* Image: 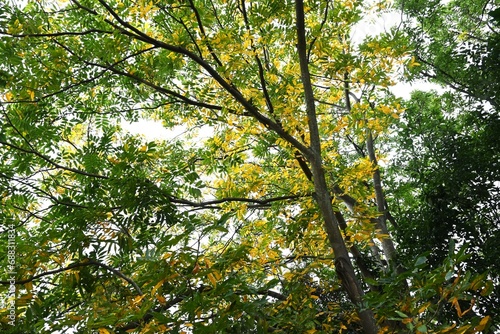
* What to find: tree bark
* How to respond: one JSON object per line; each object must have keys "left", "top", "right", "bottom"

{"left": 366, "top": 130, "right": 403, "bottom": 273}
{"left": 310, "top": 158, "right": 378, "bottom": 333}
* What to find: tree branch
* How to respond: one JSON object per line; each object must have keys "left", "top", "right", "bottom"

{"left": 0, "top": 29, "right": 112, "bottom": 38}
{"left": 0, "top": 140, "right": 107, "bottom": 179}
{"left": 241, "top": 0, "right": 276, "bottom": 116}
{"left": 117, "top": 285, "right": 285, "bottom": 332}
{"left": 187, "top": 0, "right": 223, "bottom": 67}
{"left": 170, "top": 194, "right": 308, "bottom": 208}
{"left": 307, "top": 2, "right": 329, "bottom": 61}
{"left": 88, "top": 0, "right": 311, "bottom": 156}
{"left": 0, "top": 260, "right": 142, "bottom": 295}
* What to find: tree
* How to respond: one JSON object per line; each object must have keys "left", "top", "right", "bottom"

{"left": 387, "top": 90, "right": 500, "bottom": 330}
{"left": 389, "top": 0, "right": 500, "bottom": 331}
{"left": 400, "top": 0, "right": 500, "bottom": 108}
{"left": 0, "top": 0, "right": 492, "bottom": 333}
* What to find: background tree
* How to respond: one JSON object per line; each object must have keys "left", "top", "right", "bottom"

{"left": 0, "top": 0, "right": 493, "bottom": 333}
{"left": 400, "top": 0, "right": 500, "bottom": 108}
{"left": 387, "top": 90, "right": 499, "bottom": 330}
{"left": 389, "top": 0, "right": 499, "bottom": 331}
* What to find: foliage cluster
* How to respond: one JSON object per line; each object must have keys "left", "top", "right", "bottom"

{"left": 0, "top": 0, "right": 497, "bottom": 333}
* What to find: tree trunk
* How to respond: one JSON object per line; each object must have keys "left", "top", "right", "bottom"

{"left": 366, "top": 130, "right": 403, "bottom": 273}
{"left": 295, "top": 1, "right": 378, "bottom": 332}
{"left": 310, "top": 156, "right": 379, "bottom": 334}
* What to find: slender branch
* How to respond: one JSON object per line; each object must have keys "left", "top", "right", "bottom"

{"left": 90, "top": 0, "right": 311, "bottom": 156}
{"left": 0, "top": 171, "right": 89, "bottom": 209}
{"left": 56, "top": 302, "right": 85, "bottom": 318}
{"left": 307, "top": 1, "right": 329, "bottom": 61}
{"left": 0, "top": 140, "right": 107, "bottom": 179}
{"left": 187, "top": 0, "right": 223, "bottom": 67}
{"left": 159, "top": 6, "right": 204, "bottom": 59}
{"left": 315, "top": 98, "right": 347, "bottom": 110}
{"left": 71, "top": 0, "right": 98, "bottom": 14}
{"left": 3, "top": 68, "right": 110, "bottom": 105}
{"left": 170, "top": 194, "right": 308, "bottom": 208}
{"left": 0, "top": 262, "right": 89, "bottom": 285}
{"left": 0, "top": 260, "right": 142, "bottom": 295}
{"left": 207, "top": 0, "right": 224, "bottom": 29}
{"left": 0, "top": 29, "right": 112, "bottom": 38}
{"left": 89, "top": 60, "right": 227, "bottom": 112}
{"left": 344, "top": 72, "right": 352, "bottom": 112}
{"left": 92, "top": 259, "right": 143, "bottom": 295}
{"left": 346, "top": 134, "right": 366, "bottom": 156}
{"left": 417, "top": 55, "right": 498, "bottom": 108}
{"left": 255, "top": 289, "right": 287, "bottom": 301}
{"left": 117, "top": 285, "right": 285, "bottom": 332}
{"left": 241, "top": 0, "right": 275, "bottom": 116}
{"left": 53, "top": 38, "right": 230, "bottom": 113}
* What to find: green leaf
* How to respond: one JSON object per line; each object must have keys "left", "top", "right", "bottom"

{"left": 395, "top": 310, "right": 408, "bottom": 318}
{"left": 415, "top": 256, "right": 427, "bottom": 267}
{"left": 417, "top": 324, "right": 427, "bottom": 332}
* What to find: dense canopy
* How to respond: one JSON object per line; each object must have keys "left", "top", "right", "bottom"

{"left": 0, "top": 0, "right": 498, "bottom": 333}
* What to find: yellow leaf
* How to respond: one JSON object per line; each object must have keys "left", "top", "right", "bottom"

{"left": 451, "top": 297, "right": 463, "bottom": 317}
{"left": 108, "top": 157, "right": 120, "bottom": 164}
{"left": 132, "top": 294, "right": 146, "bottom": 306}
{"left": 379, "top": 105, "right": 391, "bottom": 114}
{"left": 480, "top": 280, "right": 493, "bottom": 296}
{"left": 207, "top": 273, "right": 217, "bottom": 287}
{"left": 353, "top": 233, "right": 367, "bottom": 242}
{"left": 139, "top": 1, "right": 154, "bottom": 18}
{"left": 440, "top": 323, "right": 457, "bottom": 333}
{"left": 475, "top": 315, "right": 491, "bottom": 331}
{"left": 24, "top": 281, "right": 33, "bottom": 292}
{"left": 74, "top": 270, "right": 80, "bottom": 283}
{"left": 19, "top": 293, "right": 33, "bottom": 300}
{"left": 409, "top": 56, "right": 420, "bottom": 68}
{"left": 161, "top": 252, "right": 172, "bottom": 260}
{"left": 4, "top": 91, "right": 13, "bottom": 101}
{"left": 98, "top": 329, "right": 111, "bottom": 334}
{"left": 236, "top": 204, "right": 247, "bottom": 219}
{"left": 455, "top": 325, "right": 472, "bottom": 333}
{"left": 418, "top": 302, "right": 430, "bottom": 314}
{"left": 51, "top": 254, "right": 63, "bottom": 265}
{"left": 192, "top": 262, "right": 201, "bottom": 274}
{"left": 151, "top": 279, "right": 165, "bottom": 296}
